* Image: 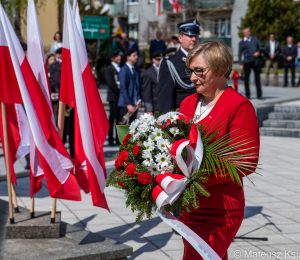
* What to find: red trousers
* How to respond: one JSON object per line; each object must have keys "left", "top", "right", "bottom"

{"left": 179, "top": 180, "right": 245, "bottom": 260}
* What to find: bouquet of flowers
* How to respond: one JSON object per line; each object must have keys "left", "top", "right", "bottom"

{"left": 106, "top": 112, "right": 258, "bottom": 223}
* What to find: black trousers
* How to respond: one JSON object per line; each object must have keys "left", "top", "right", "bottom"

{"left": 244, "top": 62, "right": 262, "bottom": 99}
{"left": 108, "top": 101, "right": 120, "bottom": 144}
{"left": 63, "top": 107, "right": 74, "bottom": 158}
{"left": 284, "top": 65, "right": 295, "bottom": 86}
{"left": 119, "top": 107, "right": 138, "bottom": 125}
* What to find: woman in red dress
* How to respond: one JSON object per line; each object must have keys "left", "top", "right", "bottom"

{"left": 178, "top": 41, "right": 260, "bottom": 260}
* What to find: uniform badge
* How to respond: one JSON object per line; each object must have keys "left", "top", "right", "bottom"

{"left": 193, "top": 19, "right": 197, "bottom": 25}
{"left": 182, "top": 57, "right": 186, "bottom": 62}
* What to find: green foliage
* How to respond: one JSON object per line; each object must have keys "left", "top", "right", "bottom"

{"left": 239, "top": 0, "right": 300, "bottom": 45}
{"left": 116, "top": 125, "right": 130, "bottom": 144}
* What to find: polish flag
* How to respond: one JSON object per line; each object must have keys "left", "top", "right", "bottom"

{"left": 0, "top": 104, "right": 30, "bottom": 184}
{"left": 0, "top": 3, "right": 81, "bottom": 201}
{"left": 156, "top": 0, "right": 162, "bottom": 16}
{"left": 169, "top": 0, "right": 183, "bottom": 13}
{"left": 60, "top": 0, "right": 109, "bottom": 209}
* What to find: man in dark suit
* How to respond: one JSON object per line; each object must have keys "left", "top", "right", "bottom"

{"left": 264, "top": 33, "right": 281, "bottom": 86}
{"left": 118, "top": 48, "right": 141, "bottom": 124}
{"left": 238, "top": 28, "right": 263, "bottom": 99}
{"left": 141, "top": 51, "right": 164, "bottom": 115}
{"left": 158, "top": 19, "right": 200, "bottom": 114}
{"left": 105, "top": 50, "right": 121, "bottom": 146}
{"left": 150, "top": 31, "right": 166, "bottom": 60}
{"left": 282, "top": 36, "right": 297, "bottom": 87}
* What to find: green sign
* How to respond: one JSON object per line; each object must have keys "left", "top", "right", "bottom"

{"left": 81, "top": 16, "right": 110, "bottom": 39}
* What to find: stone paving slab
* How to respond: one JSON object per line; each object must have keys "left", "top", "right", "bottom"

{"left": 1, "top": 136, "right": 300, "bottom": 259}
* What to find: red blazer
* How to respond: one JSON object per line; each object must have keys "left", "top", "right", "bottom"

{"left": 179, "top": 87, "right": 260, "bottom": 207}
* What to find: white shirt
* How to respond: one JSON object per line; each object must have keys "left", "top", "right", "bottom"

{"left": 57, "top": 42, "right": 62, "bottom": 49}
{"left": 270, "top": 40, "right": 275, "bottom": 55}
{"left": 194, "top": 98, "right": 214, "bottom": 122}
{"left": 297, "top": 47, "right": 300, "bottom": 57}
{"left": 243, "top": 36, "right": 252, "bottom": 42}
{"left": 126, "top": 62, "right": 135, "bottom": 74}
{"left": 180, "top": 47, "right": 188, "bottom": 56}
{"left": 288, "top": 44, "right": 293, "bottom": 48}
{"left": 111, "top": 62, "right": 120, "bottom": 72}
{"left": 153, "top": 63, "right": 159, "bottom": 71}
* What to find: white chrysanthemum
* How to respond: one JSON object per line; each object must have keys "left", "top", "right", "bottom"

{"left": 143, "top": 140, "right": 154, "bottom": 151}
{"left": 148, "top": 134, "right": 156, "bottom": 142}
{"left": 160, "top": 165, "right": 174, "bottom": 174}
{"left": 140, "top": 113, "right": 154, "bottom": 122}
{"left": 169, "top": 114, "right": 178, "bottom": 124}
{"left": 148, "top": 164, "right": 160, "bottom": 176}
{"left": 156, "top": 139, "right": 171, "bottom": 152}
{"left": 152, "top": 128, "right": 163, "bottom": 140}
{"left": 129, "top": 120, "right": 139, "bottom": 134}
{"left": 155, "top": 153, "right": 171, "bottom": 166}
{"left": 169, "top": 127, "right": 179, "bottom": 136}
{"left": 138, "top": 123, "right": 149, "bottom": 133}
{"left": 143, "top": 158, "right": 154, "bottom": 167}
{"left": 133, "top": 133, "right": 141, "bottom": 141}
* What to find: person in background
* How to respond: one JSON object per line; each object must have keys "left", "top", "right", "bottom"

{"left": 141, "top": 51, "right": 164, "bottom": 115}
{"left": 105, "top": 50, "right": 121, "bottom": 146}
{"left": 48, "top": 48, "right": 62, "bottom": 123}
{"left": 112, "top": 34, "right": 125, "bottom": 53}
{"left": 282, "top": 36, "right": 297, "bottom": 87}
{"left": 238, "top": 28, "right": 263, "bottom": 99}
{"left": 144, "top": 40, "right": 152, "bottom": 69}
{"left": 150, "top": 31, "right": 166, "bottom": 59}
{"left": 167, "top": 35, "right": 181, "bottom": 50}
{"left": 121, "top": 33, "right": 129, "bottom": 49}
{"left": 128, "top": 38, "right": 140, "bottom": 56}
{"left": 50, "top": 31, "right": 63, "bottom": 55}
{"left": 118, "top": 48, "right": 141, "bottom": 124}
{"left": 47, "top": 54, "right": 56, "bottom": 68}
{"left": 88, "top": 53, "right": 100, "bottom": 88}
{"left": 158, "top": 19, "right": 200, "bottom": 114}
{"left": 295, "top": 42, "right": 300, "bottom": 73}
{"left": 264, "top": 32, "right": 281, "bottom": 86}
{"left": 164, "top": 47, "right": 177, "bottom": 57}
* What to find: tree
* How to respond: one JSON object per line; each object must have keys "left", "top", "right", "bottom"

{"left": 239, "top": 0, "right": 300, "bottom": 46}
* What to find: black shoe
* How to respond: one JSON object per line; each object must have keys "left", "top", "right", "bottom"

{"left": 257, "top": 96, "right": 265, "bottom": 100}
{"left": 24, "top": 165, "right": 30, "bottom": 170}
{"left": 292, "top": 83, "right": 296, "bottom": 87}
{"left": 109, "top": 141, "right": 114, "bottom": 146}
{"left": 283, "top": 84, "right": 287, "bottom": 87}
{"left": 246, "top": 96, "right": 251, "bottom": 99}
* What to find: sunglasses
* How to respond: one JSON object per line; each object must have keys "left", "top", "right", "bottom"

{"left": 185, "top": 67, "right": 209, "bottom": 78}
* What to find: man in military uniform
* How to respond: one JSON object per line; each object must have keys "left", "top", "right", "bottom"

{"left": 158, "top": 19, "right": 200, "bottom": 114}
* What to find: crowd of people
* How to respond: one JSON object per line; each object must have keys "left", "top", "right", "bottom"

{"left": 238, "top": 28, "right": 300, "bottom": 99}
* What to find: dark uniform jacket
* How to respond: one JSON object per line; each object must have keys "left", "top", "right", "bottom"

{"left": 158, "top": 48, "right": 196, "bottom": 114}
{"left": 105, "top": 63, "right": 120, "bottom": 102}
{"left": 141, "top": 65, "right": 158, "bottom": 113}
{"left": 282, "top": 44, "right": 297, "bottom": 66}
{"left": 264, "top": 40, "right": 281, "bottom": 60}
{"left": 48, "top": 61, "right": 61, "bottom": 94}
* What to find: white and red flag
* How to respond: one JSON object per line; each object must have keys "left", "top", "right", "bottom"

{"left": 169, "top": 0, "right": 183, "bottom": 13}
{"left": 0, "top": 2, "right": 81, "bottom": 201}
{"left": 156, "top": 0, "right": 162, "bottom": 16}
{"left": 60, "top": 0, "right": 109, "bottom": 210}
{"left": 0, "top": 104, "right": 30, "bottom": 184}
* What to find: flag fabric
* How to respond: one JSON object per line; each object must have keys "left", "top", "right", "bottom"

{"left": 169, "top": 0, "right": 183, "bottom": 13}
{"left": 0, "top": 104, "right": 30, "bottom": 184}
{"left": 0, "top": 2, "right": 81, "bottom": 201}
{"left": 60, "top": 0, "right": 109, "bottom": 210}
{"left": 156, "top": 0, "right": 162, "bottom": 16}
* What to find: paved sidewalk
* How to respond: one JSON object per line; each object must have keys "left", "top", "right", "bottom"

{"left": 1, "top": 136, "right": 300, "bottom": 259}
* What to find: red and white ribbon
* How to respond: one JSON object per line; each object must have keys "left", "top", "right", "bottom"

{"left": 153, "top": 112, "right": 221, "bottom": 260}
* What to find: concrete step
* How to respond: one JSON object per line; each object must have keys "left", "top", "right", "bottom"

{"left": 260, "top": 127, "right": 300, "bottom": 138}
{"left": 262, "top": 119, "right": 300, "bottom": 129}
{"left": 274, "top": 105, "right": 300, "bottom": 113}
{"left": 268, "top": 112, "right": 300, "bottom": 120}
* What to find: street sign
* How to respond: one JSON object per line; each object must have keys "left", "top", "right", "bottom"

{"left": 81, "top": 16, "right": 110, "bottom": 39}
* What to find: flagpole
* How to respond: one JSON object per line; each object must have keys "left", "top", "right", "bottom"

{"left": 51, "top": 0, "right": 78, "bottom": 224}
{"left": 11, "top": 183, "right": 19, "bottom": 212}
{"left": 30, "top": 194, "right": 34, "bottom": 218}
{"left": 1, "top": 102, "right": 15, "bottom": 224}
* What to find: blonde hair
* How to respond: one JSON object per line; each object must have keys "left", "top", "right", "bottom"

{"left": 186, "top": 40, "right": 233, "bottom": 79}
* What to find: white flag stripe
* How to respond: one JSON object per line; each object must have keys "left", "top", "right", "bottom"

{"left": 74, "top": 3, "right": 86, "bottom": 49}
{"left": 65, "top": 0, "right": 106, "bottom": 191}
{"left": 14, "top": 104, "right": 30, "bottom": 159}
{"left": 0, "top": 4, "right": 72, "bottom": 184}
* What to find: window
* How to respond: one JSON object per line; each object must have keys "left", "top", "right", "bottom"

{"left": 127, "top": 0, "right": 139, "bottom": 4}
{"left": 211, "top": 18, "right": 231, "bottom": 38}
{"left": 129, "top": 24, "right": 138, "bottom": 39}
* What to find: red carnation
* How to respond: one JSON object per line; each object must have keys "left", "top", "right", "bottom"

{"left": 118, "top": 150, "right": 128, "bottom": 164}
{"left": 126, "top": 162, "right": 136, "bottom": 177}
{"left": 123, "top": 134, "right": 132, "bottom": 147}
{"left": 138, "top": 172, "right": 152, "bottom": 185}
{"left": 118, "top": 172, "right": 122, "bottom": 176}
{"left": 115, "top": 159, "right": 122, "bottom": 171}
{"left": 133, "top": 144, "right": 140, "bottom": 156}
{"left": 117, "top": 181, "right": 125, "bottom": 187}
